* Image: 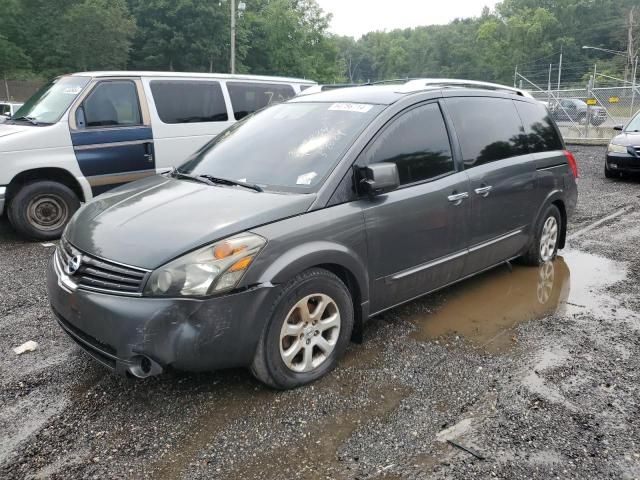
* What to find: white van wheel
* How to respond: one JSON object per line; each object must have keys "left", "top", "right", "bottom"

{"left": 8, "top": 181, "right": 80, "bottom": 240}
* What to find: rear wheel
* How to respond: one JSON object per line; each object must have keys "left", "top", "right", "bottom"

{"left": 251, "top": 268, "right": 354, "bottom": 389}
{"left": 7, "top": 181, "right": 80, "bottom": 240}
{"left": 521, "top": 205, "right": 562, "bottom": 266}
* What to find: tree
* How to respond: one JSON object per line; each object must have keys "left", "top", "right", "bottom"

{"left": 62, "top": 0, "right": 136, "bottom": 72}
{"left": 0, "top": 35, "right": 31, "bottom": 99}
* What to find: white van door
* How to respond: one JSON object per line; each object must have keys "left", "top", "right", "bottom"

{"left": 142, "top": 78, "right": 234, "bottom": 170}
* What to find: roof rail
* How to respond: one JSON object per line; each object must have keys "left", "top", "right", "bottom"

{"left": 399, "top": 78, "right": 533, "bottom": 98}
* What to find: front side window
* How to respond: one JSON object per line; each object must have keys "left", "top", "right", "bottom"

{"left": 0, "top": 104, "right": 10, "bottom": 115}
{"left": 150, "top": 81, "right": 228, "bottom": 124}
{"left": 12, "top": 76, "right": 90, "bottom": 125}
{"left": 82, "top": 81, "right": 141, "bottom": 128}
{"left": 227, "top": 82, "right": 296, "bottom": 120}
{"left": 363, "top": 103, "right": 454, "bottom": 185}
{"left": 180, "top": 102, "right": 383, "bottom": 193}
{"left": 514, "top": 101, "right": 563, "bottom": 153}
{"left": 446, "top": 97, "right": 524, "bottom": 168}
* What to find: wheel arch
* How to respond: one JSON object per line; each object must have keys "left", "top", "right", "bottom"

{"left": 529, "top": 190, "right": 567, "bottom": 250}
{"left": 6, "top": 167, "right": 85, "bottom": 204}
{"left": 254, "top": 242, "right": 370, "bottom": 343}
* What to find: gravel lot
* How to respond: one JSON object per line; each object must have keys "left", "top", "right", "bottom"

{"left": 1, "top": 145, "right": 640, "bottom": 479}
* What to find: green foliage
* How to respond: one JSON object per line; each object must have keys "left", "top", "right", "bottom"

{"left": 0, "top": 0, "right": 638, "bottom": 86}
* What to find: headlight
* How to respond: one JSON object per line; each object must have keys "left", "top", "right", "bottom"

{"left": 608, "top": 143, "right": 628, "bottom": 154}
{"left": 144, "top": 233, "right": 266, "bottom": 297}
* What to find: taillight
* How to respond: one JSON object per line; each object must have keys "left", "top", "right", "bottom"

{"left": 564, "top": 150, "right": 578, "bottom": 178}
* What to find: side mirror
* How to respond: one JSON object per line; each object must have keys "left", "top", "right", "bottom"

{"left": 613, "top": 125, "right": 624, "bottom": 131}
{"left": 359, "top": 162, "right": 400, "bottom": 197}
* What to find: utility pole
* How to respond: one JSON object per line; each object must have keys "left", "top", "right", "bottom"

{"left": 230, "top": 0, "right": 236, "bottom": 74}
{"left": 557, "top": 46, "right": 563, "bottom": 97}
{"left": 547, "top": 64, "right": 552, "bottom": 104}
{"left": 513, "top": 64, "right": 518, "bottom": 88}
{"left": 627, "top": 7, "right": 636, "bottom": 84}
{"left": 631, "top": 55, "right": 638, "bottom": 116}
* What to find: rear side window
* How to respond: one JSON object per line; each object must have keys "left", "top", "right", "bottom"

{"left": 364, "top": 103, "right": 454, "bottom": 185}
{"left": 446, "top": 97, "right": 524, "bottom": 168}
{"left": 514, "top": 101, "right": 563, "bottom": 152}
{"left": 0, "top": 104, "right": 10, "bottom": 115}
{"left": 83, "top": 81, "right": 141, "bottom": 128}
{"left": 227, "top": 82, "right": 295, "bottom": 120}
{"left": 150, "top": 81, "right": 228, "bottom": 124}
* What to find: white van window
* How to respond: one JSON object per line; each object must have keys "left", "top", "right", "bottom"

{"left": 150, "top": 81, "right": 228, "bottom": 124}
{"left": 83, "top": 81, "right": 141, "bottom": 128}
{"left": 227, "top": 82, "right": 295, "bottom": 120}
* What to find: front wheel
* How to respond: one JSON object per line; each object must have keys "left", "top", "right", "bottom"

{"left": 604, "top": 164, "right": 617, "bottom": 179}
{"left": 7, "top": 181, "right": 80, "bottom": 240}
{"left": 251, "top": 268, "right": 354, "bottom": 389}
{"left": 520, "top": 205, "right": 562, "bottom": 266}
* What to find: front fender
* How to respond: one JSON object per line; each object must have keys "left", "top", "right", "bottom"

{"left": 255, "top": 240, "right": 369, "bottom": 305}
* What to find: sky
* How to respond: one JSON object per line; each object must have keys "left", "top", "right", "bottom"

{"left": 316, "top": 0, "right": 500, "bottom": 39}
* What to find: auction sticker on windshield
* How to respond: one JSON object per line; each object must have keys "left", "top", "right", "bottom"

{"left": 329, "top": 103, "right": 374, "bottom": 113}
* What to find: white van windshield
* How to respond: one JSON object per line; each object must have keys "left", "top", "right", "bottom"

{"left": 12, "top": 76, "right": 90, "bottom": 125}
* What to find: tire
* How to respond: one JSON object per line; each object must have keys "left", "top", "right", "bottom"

{"left": 604, "top": 164, "right": 617, "bottom": 179}
{"left": 7, "top": 181, "right": 80, "bottom": 241}
{"left": 520, "top": 205, "right": 562, "bottom": 266}
{"left": 251, "top": 268, "right": 354, "bottom": 389}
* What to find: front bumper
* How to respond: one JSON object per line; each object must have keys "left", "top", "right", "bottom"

{"left": 0, "top": 186, "right": 6, "bottom": 216}
{"left": 606, "top": 152, "right": 640, "bottom": 173}
{"left": 47, "top": 253, "right": 277, "bottom": 377}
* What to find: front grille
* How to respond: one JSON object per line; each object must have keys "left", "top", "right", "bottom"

{"left": 57, "top": 237, "right": 150, "bottom": 296}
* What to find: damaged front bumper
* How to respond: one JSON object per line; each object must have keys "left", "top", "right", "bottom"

{"left": 46, "top": 255, "right": 276, "bottom": 377}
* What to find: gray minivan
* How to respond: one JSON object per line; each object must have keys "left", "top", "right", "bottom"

{"left": 47, "top": 82, "right": 578, "bottom": 389}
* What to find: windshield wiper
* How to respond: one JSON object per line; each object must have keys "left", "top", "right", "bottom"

{"left": 169, "top": 169, "right": 217, "bottom": 186}
{"left": 11, "top": 116, "right": 40, "bottom": 125}
{"left": 198, "top": 174, "right": 263, "bottom": 193}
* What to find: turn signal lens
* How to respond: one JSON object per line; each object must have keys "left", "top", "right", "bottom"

{"left": 229, "top": 256, "right": 253, "bottom": 272}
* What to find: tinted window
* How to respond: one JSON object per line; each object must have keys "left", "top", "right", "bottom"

{"left": 180, "top": 102, "right": 383, "bottom": 193}
{"left": 150, "top": 81, "right": 228, "bottom": 124}
{"left": 364, "top": 103, "right": 454, "bottom": 185}
{"left": 83, "top": 81, "right": 141, "bottom": 128}
{"left": 227, "top": 82, "right": 295, "bottom": 120}
{"left": 446, "top": 97, "right": 524, "bottom": 168}
{"left": 514, "top": 101, "right": 563, "bottom": 152}
{"left": 0, "top": 104, "right": 10, "bottom": 115}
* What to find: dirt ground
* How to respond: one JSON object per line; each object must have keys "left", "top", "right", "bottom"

{"left": 1, "top": 145, "right": 639, "bottom": 479}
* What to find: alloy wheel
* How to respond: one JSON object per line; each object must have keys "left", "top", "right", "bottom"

{"left": 279, "top": 293, "right": 341, "bottom": 373}
{"left": 539, "top": 216, "right": 558, "bottom": 262}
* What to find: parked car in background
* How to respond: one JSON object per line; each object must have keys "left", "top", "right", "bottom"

{"left": 47, "top": 81, "right": 577, "bottom": 389}
{"left": 0, "top": 72, "right": 315, "bottom": 240}
{"left": 0, "top": 102, "right": 23, "bottom": 123}
{"left": 605, "top": 112, "right": 640, "bottom": 178}
{"left": 549, "top": 98, "right": 606, "bottom": 126}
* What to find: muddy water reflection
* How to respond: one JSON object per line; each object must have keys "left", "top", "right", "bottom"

{"left": 411, "top": 251, "right": 626, "bottom": 353}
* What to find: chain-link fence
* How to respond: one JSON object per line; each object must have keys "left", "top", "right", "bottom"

{"left": 517, "top": 69, "right": 639, "bottom": 142}
{"left": 1, "top": 79, "right": 45, "bottom": 102}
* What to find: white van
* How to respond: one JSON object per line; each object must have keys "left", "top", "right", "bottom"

{"left": 0, "top": 72, "right": 316, "bottom": 239}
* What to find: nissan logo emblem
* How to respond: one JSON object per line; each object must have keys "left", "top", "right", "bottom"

{"left": 65, "top": 255, "right": 83, "bottom": 276}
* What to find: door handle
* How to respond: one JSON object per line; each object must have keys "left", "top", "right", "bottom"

{"left": 474, "top": 185, "right": 493, "bottom": 197}
{"left": 447, "top": 191, "right": 469, "bottom": 206}
{"left": 143, "top": 142, "right": 154, "bottom": 163}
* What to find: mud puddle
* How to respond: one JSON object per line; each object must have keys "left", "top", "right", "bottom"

{"left": 224, "top": 384, "right": 411, "bottom": 480}
{"left": 410, "top": 250, "right": 627, "bottom": 353}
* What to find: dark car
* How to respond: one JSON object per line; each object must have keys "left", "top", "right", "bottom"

{"left": 47, "top": 82, "right": 578, "bottom": 389}
{"left": 605, "top": 112, "right": 640, "bottom": 178}
{"left": 550, "top": 98, "right": 607, "bottom": 126}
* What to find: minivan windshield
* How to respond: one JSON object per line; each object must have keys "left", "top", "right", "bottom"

{"left": 11, "top": 76, "right": 90, "bottom": 125}
{"left": 179, "top": 102, "right": 383, "bottom": 192}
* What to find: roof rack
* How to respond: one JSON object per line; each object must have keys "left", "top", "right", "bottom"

{"left": 398, "top": 78, "right": 533, "bottom": 98}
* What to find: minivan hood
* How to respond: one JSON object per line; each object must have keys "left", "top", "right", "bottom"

{"left": 65, "top": 175, "right": 316, "bottom": 269}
